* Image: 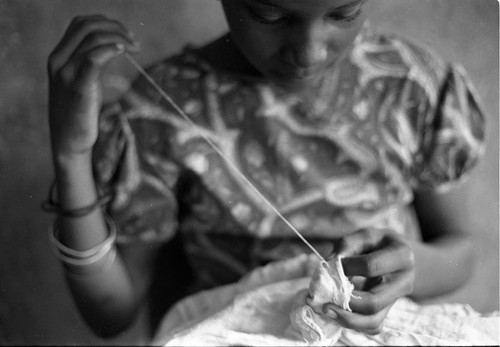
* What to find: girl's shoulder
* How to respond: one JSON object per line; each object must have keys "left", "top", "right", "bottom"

{"left": 353, "top": 25, "right": 487, "bottom": 193}
{"left": 352, "top": 23, "right": 449, "bottom": 94}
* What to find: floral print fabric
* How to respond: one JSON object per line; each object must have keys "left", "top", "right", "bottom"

{"left": 93, "top": 26, "right": 486, "bottom": 291}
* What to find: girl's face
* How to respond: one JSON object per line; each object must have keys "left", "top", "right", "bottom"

{"left": 221, "top": 0, "right": 369, "bottom": 91}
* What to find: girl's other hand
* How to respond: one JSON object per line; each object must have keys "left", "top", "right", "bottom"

{"left": 47, "top": 14, "right": 140, "bottom": 165}
{"left": 324, "top": 228, "right": 415, "bottom": 335}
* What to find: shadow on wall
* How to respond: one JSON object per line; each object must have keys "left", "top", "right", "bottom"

{"left": 0, "top": 0, "right": 498, "bottom": 345}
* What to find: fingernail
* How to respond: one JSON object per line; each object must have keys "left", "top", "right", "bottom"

{"left": 305, "top": 296, "right": 314, "bottom": 306}
{"left": 323, "top": 305, "right": 338, "bottom": 319}
{"left": 129, "top": 40, "right": 141, "bottom": 50}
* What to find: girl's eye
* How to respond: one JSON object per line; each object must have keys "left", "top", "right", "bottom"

{"left": 248, "top": 7, "right": 287, "bottom": 25}
{"left": 329, "top": 8, "right": 363, "bottom": 23}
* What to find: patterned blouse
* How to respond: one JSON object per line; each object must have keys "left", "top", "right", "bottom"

{"left": 93, "top": 25, "right": 486, "bottom": 293}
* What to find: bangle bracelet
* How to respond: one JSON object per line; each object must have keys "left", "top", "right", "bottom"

{"left": 41, "top": 181, "right": 112, "bottom": 218}
{"left": 63, "top": 246, "right": 117, "bottom": 278}
{"left": 48, "top": 213, "right": 117, "bottom": 267}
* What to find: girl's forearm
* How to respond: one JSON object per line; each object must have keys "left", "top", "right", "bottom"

{"left": 54, "top": 153, "right": 108, "bottom": 250}
{"left": 52, "top": 154, "right": 139, "bottom": 337}
{"left": 409, "top": 234, "right": 474, "bottom": 300}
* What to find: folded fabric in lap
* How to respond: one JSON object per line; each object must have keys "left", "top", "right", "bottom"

{"left": 153, "top": 254, "right": 499, "bottom": 346}
{"left": 288, "top": 257, "right": 354, "bottom": 343}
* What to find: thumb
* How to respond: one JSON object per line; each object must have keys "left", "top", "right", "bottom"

{"left": 75, "top": 43, "right": 128, "bottom": 88}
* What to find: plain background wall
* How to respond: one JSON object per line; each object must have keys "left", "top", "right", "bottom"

{"left": 0, "top": 0, "right": 498, "bottom": 345}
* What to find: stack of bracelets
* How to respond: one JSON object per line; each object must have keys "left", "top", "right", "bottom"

{"left": 42, "top": 182, "right": 116, "bottom": 277}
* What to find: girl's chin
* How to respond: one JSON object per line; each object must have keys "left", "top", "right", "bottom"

{"left": 271, "top": 76, "right": 324, "bottom": 92}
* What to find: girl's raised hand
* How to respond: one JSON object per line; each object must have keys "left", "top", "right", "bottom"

{"left": 324, "top": 228, "right": 416, "bottom": 334}
{"left": 47, "top": 15, "right": 140, "bottom": 164}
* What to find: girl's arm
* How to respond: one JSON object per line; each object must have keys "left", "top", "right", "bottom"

{"left": 54, "top": 154, "right": 143, "bottom": 337}
{"left": 48, "top": 15, "right": 153, "bottom": 337}
{"left": 411, "top": 184, "right": 475, "bottom": 299}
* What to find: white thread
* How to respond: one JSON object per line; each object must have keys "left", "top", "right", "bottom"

{"left": 124, "top": 53, "right": 326, "bottom": 263}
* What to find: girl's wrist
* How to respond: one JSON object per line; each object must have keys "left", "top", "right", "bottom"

{"left": 52, "top": 151, "right": 97, "bottom": 206}
{"left": 53, "top": 150, "right": 93, "bottom": 176}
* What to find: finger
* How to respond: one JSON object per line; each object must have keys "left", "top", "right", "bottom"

{"left": 59, "top": 15, "right": 133, "bottom": 54}
{"left": 341, "top": 239, "right": 414, "bottom": 277}
{"left": 60, "top": 43, "right": 126, "bottom": 92}
{"left": 49, "top": 16, "right": 134, "bottom": 74}
{"left": 362, "top": 327, "right": 384, "bottom": 336}
{"left": 69, "top": 31, "right": 140, "bottom": 63}
{"left": 323, "top": 303, "right": 390, "bottom": 332}
{"left": 348, "top": 271, "right": 414, "bottom": 315}
{"left": 349, "top": 275, "right": 368, "bottom": 291}
{"left": 362, "top": 275, "right": 384, "bottom": 291}
{"left": 52, "top": 14, "right": 107, "bottom": 52}
{"left": 50, "top": 15, "right": 106, "bottom": 73}
{"left": 332, "top": 228, "right": 386, "bottom": 258}
{"left": 65, "top": 14, "right": 109, "bottom": 34}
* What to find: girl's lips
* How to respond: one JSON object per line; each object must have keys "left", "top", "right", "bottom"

{"left": 272, "top": 68, "right": 323, "bottom": 84}
{"left": 273, "top": 56, "right": 341, "bottom": 82}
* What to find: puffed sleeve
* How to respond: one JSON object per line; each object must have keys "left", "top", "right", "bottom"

{"left": 92, "top": 62, "right": 182, "bottom": 244}
{"left": 412, "top": 64, "right": 487, "bottom": 193}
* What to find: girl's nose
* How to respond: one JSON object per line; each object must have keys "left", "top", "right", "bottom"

{"left": 283, "top": 23, "right": 328, "bottom": 68}
{"left": 293, "top": 42, "right": 328, "bottom": 68}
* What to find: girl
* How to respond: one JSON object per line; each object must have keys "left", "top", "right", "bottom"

{"left": 46, "top": 0, "right": 486, "bottom": 340}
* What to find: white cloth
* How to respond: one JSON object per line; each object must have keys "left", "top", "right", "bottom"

{"left": 288, "top": 256, "right": 355, "bottom": 343}
{"left": 153, "top": 254, "right": 499, "bottom": 346}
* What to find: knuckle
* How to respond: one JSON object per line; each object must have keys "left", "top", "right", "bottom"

{"left": 73, "top": 19, "right": 102, "bottom": 38}
{"left": 82, "top": 54, "right": 98, "bottom": 68}
{"left": 336, "top": 316, "right": 357, "bottom": 330}
{"left": 393, "top": 238, "right": 415, "bottom": 267}
{"left": 397, "top": 242, "right": 416, "bottom": 270}
{"left": 403, "top": 274, "right": 415, "bottom": 295}
{"left": 364, "top": 256, "right": 379, "bottom": 277}
{"left": 109, "top": 18, "right": 125, "bottom": 28}
{"left": 86, "top": 32, "right": 104, "bottom": 45}
{"left": 406, "top": 248, "right": 416, "bottom": 269}
{"left": 405, "top": 280, "right": 414, "bottom": 295}
{"left": 73, "top": 14, "right": 104, "bottom": 24}
{"left": 71, "top": 16, "right": 85, "bottom": 25}
{"left": 47, "top": 56, "right": 57, "bottom": 75}
{"left": 57, "top": 65, "right": 74, "bottom": 83}
{"left": 364, "top": 319, "right": 382, "bottom": 332}
{"left": 367, "top": 324, "right": 383, "bottom": 335}
{"left": 363, "top": 296, "right": 382, "bottom": 315}
{"left": 48, "top": 51, "right": 57, "bottom": 64}
{"left": 71, "top": 15, "right": 91, "bottom": 28}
